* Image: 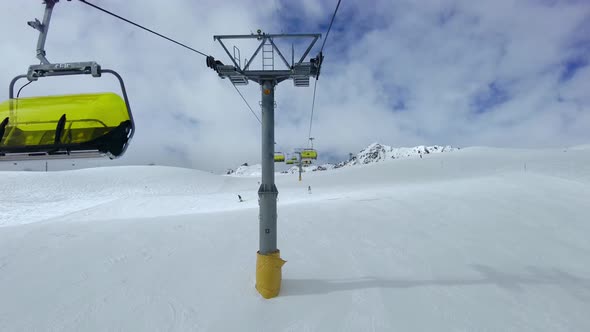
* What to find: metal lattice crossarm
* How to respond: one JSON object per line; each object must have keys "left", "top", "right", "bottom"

{"left": 206, "top": 32, "right": 322, "bottom": 86}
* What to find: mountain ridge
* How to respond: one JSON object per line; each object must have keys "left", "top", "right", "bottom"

{"left": 228, "top": 143, "right": 458, "bottom": 176}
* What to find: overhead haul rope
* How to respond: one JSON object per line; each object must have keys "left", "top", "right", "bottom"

{"left": 77, "top": 0, "right": 209, "bottom": 57}
{"left": 77, "top": 0, "right": 262, "bottom": 124}
{"left": 307, "top": 0, "right": 342, "bottom": 143}
{"left": 232, "top": 83, "right": 262, "bottom": 124}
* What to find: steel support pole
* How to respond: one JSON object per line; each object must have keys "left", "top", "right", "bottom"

{"left": 36, "top": 3, "right": 55, "bottom": 65}
{"left": 298, "top": 153, "right": 302, "bottom": 181}
{"left": 258, "top": 80, "right": 278, "bottom": 254}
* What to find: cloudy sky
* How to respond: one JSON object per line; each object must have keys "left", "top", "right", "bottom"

{"left": 1, "top": 0, "right": 589, "bottom": 172}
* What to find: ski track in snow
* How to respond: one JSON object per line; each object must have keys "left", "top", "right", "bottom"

{"left": 1, "top": 147, "right": 590, "bottom": 331}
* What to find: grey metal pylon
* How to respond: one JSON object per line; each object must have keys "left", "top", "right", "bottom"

{"left": 207, "top": 30, "right": 322, "bottom": 298}
{"left": 258, "top": 80, "right": 278, "bottom": 254}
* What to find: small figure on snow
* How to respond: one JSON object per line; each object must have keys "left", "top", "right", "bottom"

{"left": 308, "top": 186, "right": 312, "bottom": 194}
{"left": 238, "top": 194, "right": 243, "bottom": 202}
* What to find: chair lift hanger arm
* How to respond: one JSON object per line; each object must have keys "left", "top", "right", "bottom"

{"left": 28, "top": 0, "right": 62, "bottom": 65}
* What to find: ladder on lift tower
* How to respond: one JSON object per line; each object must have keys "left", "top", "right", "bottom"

{"left": 262, "top": 40, "right": 274, "bottom": 70}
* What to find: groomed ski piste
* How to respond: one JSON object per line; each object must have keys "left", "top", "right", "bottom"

{"left": 1, "top": 146, "right": 590, "bottom": 331}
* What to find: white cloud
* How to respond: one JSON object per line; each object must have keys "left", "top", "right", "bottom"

{"left": 1, "top": 0, "right": 589, "bottom": 171}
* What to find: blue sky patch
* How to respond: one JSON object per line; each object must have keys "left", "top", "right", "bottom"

{"left": 471, "top": 81, "right": 511, "bottom": 114}
{"left": 392, "top": 100, "right": 406, "bottom": 111}
{"left": 437, "top": 6, "right": 458, "bottom": 26}
{"left": 560, "top": 57, "right": 588, "bottom": 82}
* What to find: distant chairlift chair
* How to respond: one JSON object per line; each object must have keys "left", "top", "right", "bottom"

{"left": 274, "top": 152, "right": 285, "bottom": 163}
{"left": 301, "top": 149, "right": 317, "bottom": 160}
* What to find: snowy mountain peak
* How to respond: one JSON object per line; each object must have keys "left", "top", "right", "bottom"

{"left": 350, "top": 143, "right": 456, "bottom": 166}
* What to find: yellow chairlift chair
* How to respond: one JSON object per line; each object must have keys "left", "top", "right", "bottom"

{"left": 274, "top": 152, "right": 285, "bottom": 162}
{"left": 0, "top": 69, "right": 134, "bottom": 160}
{"left": 0, "top": 1, "right": 134, "bottom": 161}
{"left": 300, "top": 148, "right": 318, "bottom": 160}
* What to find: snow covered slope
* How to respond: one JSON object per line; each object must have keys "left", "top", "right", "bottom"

{"left": 1, "top": 147, "right": 590, "bottom": 331}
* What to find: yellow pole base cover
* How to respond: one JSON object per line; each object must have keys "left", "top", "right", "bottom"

{"left": 256, "top": 250, "right": 286, "bottom": 299}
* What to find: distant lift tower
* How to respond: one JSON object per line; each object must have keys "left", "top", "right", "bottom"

{"left": 207, "top": 30, "right": 323, "bottom": 299}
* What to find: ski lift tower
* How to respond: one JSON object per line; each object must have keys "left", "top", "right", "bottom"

{"left": 207, "top": 30, "right": 323, "bottom": 299}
